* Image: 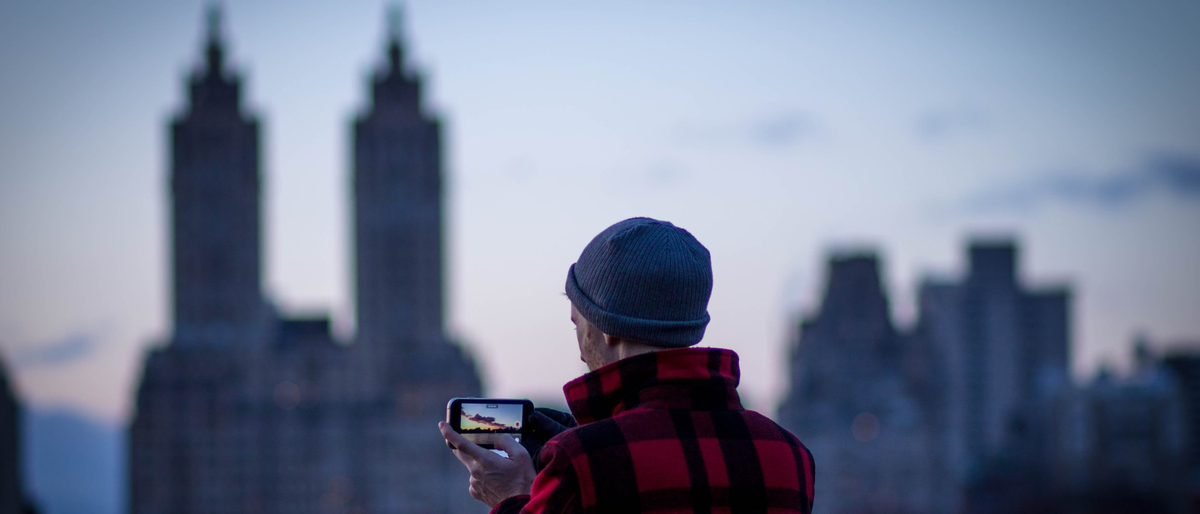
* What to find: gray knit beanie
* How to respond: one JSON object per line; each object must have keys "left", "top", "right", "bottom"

{"left": 565, "top": 217, "right": 713, "bottom": 347}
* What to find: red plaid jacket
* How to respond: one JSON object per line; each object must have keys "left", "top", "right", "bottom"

{"left": 493, "top": 347, "right": 815, "bottom": 514}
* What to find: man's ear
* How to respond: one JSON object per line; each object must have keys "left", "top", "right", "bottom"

{"left": 602, "top": 333, "right": 620, "bottom": 347}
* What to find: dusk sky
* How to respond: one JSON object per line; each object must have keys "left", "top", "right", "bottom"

{"left": 1, "top": 1, "right": 1198, "bottom": 425}
{"left": 460, "top": 403, "right": 522, "bottom": 432}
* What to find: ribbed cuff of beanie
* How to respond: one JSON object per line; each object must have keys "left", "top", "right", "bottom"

{"left": 567, "top": 263, "right": 709, "bottom": 348}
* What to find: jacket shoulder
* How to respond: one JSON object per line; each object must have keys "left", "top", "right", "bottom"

{"left": 545, "top": 415, "right": 625, "bottom": 457}
{"left": 742, "top": 409, "right": 808, "bottom": 443}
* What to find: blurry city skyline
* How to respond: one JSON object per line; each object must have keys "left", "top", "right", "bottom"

{"left": 2, "top": 0, "right": 1200, "bottom": 430}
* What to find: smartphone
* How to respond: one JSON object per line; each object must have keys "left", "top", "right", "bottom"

{"left": 445, "top": 398, "right": 534, "bottom": 450}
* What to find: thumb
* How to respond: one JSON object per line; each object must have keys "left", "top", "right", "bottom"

{"left": 439, "top": 421, "right": 492, "bottom": 462}
{"left": 495, "top": 434, "right": 532, "bottom": 464}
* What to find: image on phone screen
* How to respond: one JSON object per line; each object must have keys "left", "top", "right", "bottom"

{"left": 459, "top": 402, "right": 523, "bottom": 445}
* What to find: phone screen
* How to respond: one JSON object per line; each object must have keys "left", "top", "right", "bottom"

{"left": 447, "top": 398, "right": 532, "bottom": 449}
{"left": 459, "top": 402, "right": 523, "bottom": 444}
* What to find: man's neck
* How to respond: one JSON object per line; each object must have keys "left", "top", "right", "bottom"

{"left": 611, "top": 339, "right": 661, "bottom": 364}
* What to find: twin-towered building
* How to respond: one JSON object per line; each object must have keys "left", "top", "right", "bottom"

{"left": 130, "top": 8, "right": 481, "bottom": 514}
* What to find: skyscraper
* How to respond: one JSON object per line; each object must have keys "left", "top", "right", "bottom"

{"left": 1048, "top": 360, "right": 1187, "bottom": 512}
{"left": 0, "top": 356, "right": 38, "bottom": 514}
{"left": 169, "top": 6, "right": 267, "bottom": 350}
{"left": 917, "top": 240, "right": 1070, "bottom": 493}
{"left": 1161, "top": 350, "right": 1200, "bottom": 478}
{"left": 778, "top": 239, "right": 1073, "bottom": 513}
{"left": 354, "top": 9, "right": 445, "bottom": 354}
{"left": 130, "top": 7, "right": 481, "bottom": 513}
{"left": 778, "top": 253, "right": 948, "bottom": 514}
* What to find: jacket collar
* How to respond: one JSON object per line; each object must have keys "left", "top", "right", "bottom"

{"left": 562, "top": 347, "right": 743, "bottom": 425}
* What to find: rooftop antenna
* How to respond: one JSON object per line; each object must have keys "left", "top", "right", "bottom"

{"left": 207, "top": 3, "right": 222, "bottom": 42}
{"left": 386, "top": 4, "right": 404, "bottom": 72}
{"left": 388, "top": 4, "right": 403, "bottom": 42}
{"left": 204, "top": 2, "right": 225, "bottom": 72}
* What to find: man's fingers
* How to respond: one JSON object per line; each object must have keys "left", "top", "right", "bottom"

{"left": 438, "top": 422, "right": 473, "bottom": 467}
{"left": 494, "top": 434, "right": 532, "bottom": 465}
{"left": 439, "top": 422, "right": 494, "bottom": 462}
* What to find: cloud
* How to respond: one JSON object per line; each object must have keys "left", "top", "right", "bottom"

{"left": 916, "top": 107, "right": 986, "bottom": 139}
{"left": 644, "top": 161, "right": 686, "bottom": 187}
{"left": 11, "top": 333, "right": 96, "bottom": 368}
{"left": 1151, "top": 154, "right": 1200, "bottom": 194}
{"left": 461, "top": 411, "right": 511, "bottom": 430}
{"left": 748, "top": 112, "right": 818, "bottom": 147}
{"left": 678, "top": 111, "right": 820, "bottom": 148}
{"left": 467, "top": 413, "right": 497, "bottom": 425}
{"left": 963, "top": 153, "right": 1200, "bottom": 213}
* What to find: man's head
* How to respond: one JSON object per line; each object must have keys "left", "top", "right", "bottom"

{"left": 565, "top": 217, "right": 713, "bottom": 370}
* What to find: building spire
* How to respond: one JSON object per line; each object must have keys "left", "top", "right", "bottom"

{"left": 205, "top": 3, "right": 225, "bottom": 74}
{"left": 386, "top": 4, "right": 404, "bottom": 73}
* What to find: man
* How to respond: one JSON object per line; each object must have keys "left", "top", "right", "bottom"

{"left": 439, "top": 217, "right": 815, "bottom": 514}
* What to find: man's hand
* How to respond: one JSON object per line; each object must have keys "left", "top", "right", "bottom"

{"left": 439, "top": 421, "right": 536, "bottom": 507}
{"left": 522, "top": 408, "right": 577, "bottom": 472}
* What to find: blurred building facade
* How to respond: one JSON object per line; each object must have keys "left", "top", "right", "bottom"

{"left": 1046, "top": 342, "right": 1188, "bottom": 513}
{"left": 1160, "top": 348, "right": 1200, "bottom": 512}
{"left": 777, "top": 254, "right": 949, "bottom": 514}
{"left": 780, "top": 241, "right": 1198, "bottom": 514}
{"left": 129, "top": 8, "right": 482, "bottom": 514}
{"left": 917, "top": 241, "right": 1071, "bottom": 512}
{"left": 1, "top": 356, "right": 38, "bottom": 514}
